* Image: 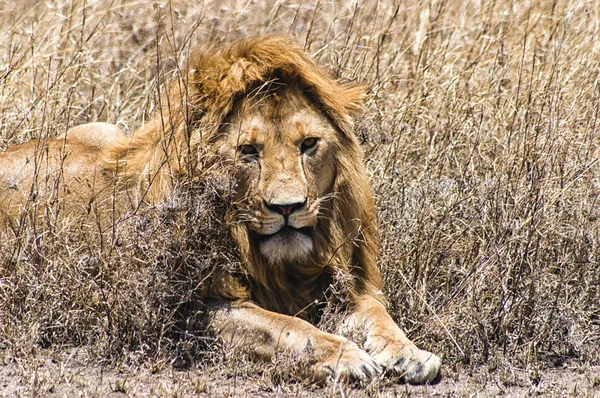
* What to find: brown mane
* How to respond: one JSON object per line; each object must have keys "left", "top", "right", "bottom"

{"left": 101, "top": 36, "right": 381, "bottom": 318}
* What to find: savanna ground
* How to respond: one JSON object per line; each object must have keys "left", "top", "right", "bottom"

{"left": 0, "top": 0, "right": 599, "bottom": 396}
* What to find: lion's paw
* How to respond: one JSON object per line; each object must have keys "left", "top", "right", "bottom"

{"left": 367, "top": 342, "right": 441, "bottom": 385}
{"left": 314, "top": 339, "right": 382, "bottom": 384}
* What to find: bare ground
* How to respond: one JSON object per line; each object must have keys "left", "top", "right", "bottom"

{"left": 1, "top": 350, "right": 598, "bottom": 397}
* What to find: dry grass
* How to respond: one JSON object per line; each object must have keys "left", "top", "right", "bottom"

{"left": 0, "top": 0, "right": 599, "bottom": 391}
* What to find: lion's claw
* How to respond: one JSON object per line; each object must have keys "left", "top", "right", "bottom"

{"left": 315, "top": 339, "right": 382, "bottom": 384}
{"left": 393, "top": 348, "right": 441, "bottom": 384}
{"left": 371, "top": 343, "right": 441, "bottom": 385}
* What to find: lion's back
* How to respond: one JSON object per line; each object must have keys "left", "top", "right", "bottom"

{"left": 0, "top": 138, "right": 110, "bottom": 227}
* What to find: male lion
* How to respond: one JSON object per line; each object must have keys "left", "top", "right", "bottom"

{"left": 0, "top": 36, "right": 441, "bottom": 385}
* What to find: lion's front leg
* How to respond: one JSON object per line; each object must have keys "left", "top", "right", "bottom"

{"left": 343, "top": 294, "right": 441, "bottom": 385}
{"left": 207, "top": 300, "right": 381, "bottom": 384}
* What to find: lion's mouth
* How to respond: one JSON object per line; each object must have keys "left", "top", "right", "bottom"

{"left": 260, "top": 226, "right": 313, "bottom": 239}
{"left": 257, "top": 225, "right": 315, "bottom": 263}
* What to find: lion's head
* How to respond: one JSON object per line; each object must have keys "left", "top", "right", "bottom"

{"left": 104, "top": 36, "right": 382, "bottom": 315}
{"left": 216, "top": 82, "right": 340, "bottom": 265}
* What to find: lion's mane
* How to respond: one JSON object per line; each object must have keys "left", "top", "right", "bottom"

{"left": 101, "top": 36, "right": 382, "bottom": 318}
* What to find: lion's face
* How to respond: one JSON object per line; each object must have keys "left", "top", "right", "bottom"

{"left": 217, "top": 83, "right": 340, "bottom": 264}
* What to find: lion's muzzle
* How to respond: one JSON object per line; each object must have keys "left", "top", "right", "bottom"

{"left": 253, "top": 197, "right": 318, "bottom": 264}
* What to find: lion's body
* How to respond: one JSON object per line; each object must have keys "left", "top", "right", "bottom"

{"left": 0, "top": 36, "right": 441, "bottom": 385}
{"left": 57, "top": 122, "right": 125, "bottom": 148}
{"left": 0, "top": 139, "right": 110, "bottom": 229}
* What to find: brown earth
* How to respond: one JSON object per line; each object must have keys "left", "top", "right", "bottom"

{"left": 1, "top": 350, "right": 598, "bottom": 397}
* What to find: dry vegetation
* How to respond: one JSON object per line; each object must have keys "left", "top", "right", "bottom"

{"left": 0, "top": 0, "right": 599, "bottom": 396}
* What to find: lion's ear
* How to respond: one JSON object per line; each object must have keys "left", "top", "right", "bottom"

{"left": 188, "top": 68, "right": 199, "bottom": 81}
{"left": 340, "top": 83, "right": 367, "bottom": 116}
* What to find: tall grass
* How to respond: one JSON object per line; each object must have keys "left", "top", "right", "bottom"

{"left": 0, "top": 0, "right": 598, "bottom": 373}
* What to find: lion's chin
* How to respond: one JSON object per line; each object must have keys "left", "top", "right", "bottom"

{"left": 259, "top": 226, "right": 313, "bottom": 264}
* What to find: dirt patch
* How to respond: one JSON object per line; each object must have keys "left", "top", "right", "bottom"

{"left": 1, "top": 351, "right": 597, "bottom": 397}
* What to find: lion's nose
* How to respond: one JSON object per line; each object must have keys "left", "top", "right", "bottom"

{"left": 264, "top": 199, "right": 306, "bottom": 216}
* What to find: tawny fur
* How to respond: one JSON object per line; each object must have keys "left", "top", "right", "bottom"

{"left": 58, "top": 122, "right": 125, "bottom": 148}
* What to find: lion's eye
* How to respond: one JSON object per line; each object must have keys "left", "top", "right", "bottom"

{"left": 239, "top": 144, "right": 258, "bottom": 158}
{"left": 301, "top": 137, "right": 318, "bottom": 153}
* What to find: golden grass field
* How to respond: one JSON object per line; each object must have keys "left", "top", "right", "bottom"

{"left": 0, "top": 0, "right": 599, "bottom": 396}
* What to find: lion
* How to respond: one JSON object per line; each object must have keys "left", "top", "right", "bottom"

{"left": 0, "top": 36, "right": 441, "bottom": 385}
